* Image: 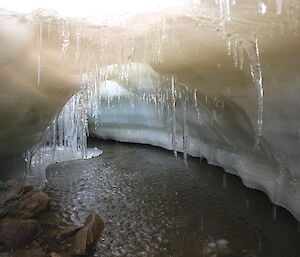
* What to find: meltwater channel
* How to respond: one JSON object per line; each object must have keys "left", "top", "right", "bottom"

{"left": 44, "top": 139, "right": 300, "bottom": 257}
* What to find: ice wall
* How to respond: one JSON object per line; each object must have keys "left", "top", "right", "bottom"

{"left": 89, "top": 55, "right": 300, "bottom": 220}
{"left": 0, "top": 1, "right": 300, "bottom": 219}
{"left": 0, "top": 15, "right": 81, "bottom": 177}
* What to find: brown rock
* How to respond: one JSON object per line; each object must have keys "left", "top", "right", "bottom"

{"left": 17, "top": 191, "right": 50, "bottom": 219}
{"left": 0, "top": 180, "right": 49, "bottom": 220}
{"left": 8, "top": 248, "right": 48, "bottom": 257}
{"left": 23, "top": 186, "right": 35, "bottom": 194}
{"left": 0, "top": 219, "right": 41, "bottom": 248}
{"left": 49, "top": 252, "right": 61, "bottom": 257}
{"left": 56, "top": 225, "right": 81, "bottom": 244}
{"left": 0, "top": 180, "right": 19, "bottom": 190}
{"left": 0, "top": 180, "right": 23, "bottom": 208}
{"left": 71, "top": 213, "right": 104, "bottom": 255}
{"left": 26, "top": 240, "right": 40, "bottom": 249}
{"left": 0, "top": 201, "right": 20, "bottom": 219}
{"left": 0, "top": 244, "right": 7, "bottom": 252}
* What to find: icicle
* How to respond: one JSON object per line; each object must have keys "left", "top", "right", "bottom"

{"left": 258, "top": 235, "right": 262, "bottom": 252}
{"left": 47, "top": 21, "right": 51, "bottom": 39}
{"left": 37, "top": 21, "right": 43, "bottom": 85}
{"left": 275, "top": 0, "right": 283, "bottom": 15}
{"left": 218, "top": 0, "right": 231, "bottom": 38}
{"left": 272, "top": 205, "right": 277, "bottom": 220}
{"left": 61, "top": 20, "right": 70, "bottom": 55}
{"left": 51, "top": 118, "right": 57, "bottom": 161}
{"left": 246, "top": 198, "right": 250, "bottom": 209}
{"left": 226, "top": 38, "right": 231, "bottom": 55}
{"left": 24, "top": 149, "right": 33, "bottom": 178}
{"left": 193, "top": 89, "right": 198, "bottom": 107}
{"left": 75, "top": 26, "right": 81, "bottom": 59}
{"left": 26, "top": 77, "right": 93, "bottom": 184}
{"left": 137, "top": 63, "right": 142, "bottom": 88}
{"left": 194, "top": 88, "right": 200, "bottom": 121}
{"left": 227, "top": 86, "right": 231, "bottom": 96}
{"left": 219, "top": 0, "right": 231, "bottom": 21}
{"left": 183, "top": 92, "right": 188, "bottom": 166}
{"left": 171, "top": 75, "right": 177, "bottom": 158}
{"left": 161, "top": 16, "right": 168, "bottom": 45}
{"left": 222, "top": 173, "right": 227, "bottom": 188}
{"left": 232, "top": 39, "right": 238, "bottom": 67}
{"left": 238, "top": 40, "right": 244, "bottom": 69}
{"left": 224, "top": 0, "right": 231, "bottom": 20}
{"left": 245, "top": 38, "right": 264, "bottom": 147}
{"left": 258, "top": 1, "right": 268, "bottom": 14}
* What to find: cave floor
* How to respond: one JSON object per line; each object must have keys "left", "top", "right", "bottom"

{"left": 44, "top": 139, "right": 300, "bottom": 257}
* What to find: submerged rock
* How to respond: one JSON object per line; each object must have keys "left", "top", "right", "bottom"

{"left": 202, "top": 239, "right": 231, "bottom": 257}
{"left": 71, "top": 213, "right": 104, "bottom": 255}
{"left": 0, "top": 219, "right": 40, "bottom": 249}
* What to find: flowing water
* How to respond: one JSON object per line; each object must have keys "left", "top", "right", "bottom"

{"left": 45, "top": 139, "right": 300, "bottom": 257}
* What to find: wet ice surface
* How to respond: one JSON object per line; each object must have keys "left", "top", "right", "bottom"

{"left": 45, "top": 140, "right": 300, "bottom": 257}
{"left": 25, "top": 147, "right": 102, "bottom": 188}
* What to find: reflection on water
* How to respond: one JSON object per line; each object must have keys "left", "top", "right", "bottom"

{"left": 45, "top": 139, "right": 300, "bottom": 257}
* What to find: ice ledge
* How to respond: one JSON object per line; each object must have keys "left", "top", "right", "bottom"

{"left": 92, "top": 126, "right": 300, "bottom": 221}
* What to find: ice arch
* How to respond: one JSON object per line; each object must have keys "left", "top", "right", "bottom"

{"left": 0, "top": 0, "right": 300, "bottom": 221}
{"left": 88, "top": 60, "right": 300, "bottom": 221}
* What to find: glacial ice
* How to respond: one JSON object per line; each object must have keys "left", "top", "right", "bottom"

{"left": 0, "top": 0, "right": 300, "bottom": 221}
{"left": 23, "top": 86, "right": 103, "bottom": 187}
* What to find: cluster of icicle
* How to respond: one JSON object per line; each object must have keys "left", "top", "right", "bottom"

{"left": 24, "top": 0, "right": 299, "bottom": 178}
{"left": 24, "top": 80, "right": 90, "bottom": 184}
{"left": 86, "top": 70, "right": 221, "bottom": 166}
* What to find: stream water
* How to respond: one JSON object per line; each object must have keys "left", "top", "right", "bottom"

{"left": 44, "top": 139, "right": 300, "bottom": 257}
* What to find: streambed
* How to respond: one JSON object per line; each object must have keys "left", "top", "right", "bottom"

{"left": 45, "top": 140, "right": 300, "bottom": 257}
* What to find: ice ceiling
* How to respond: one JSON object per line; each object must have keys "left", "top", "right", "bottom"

{"left": 0, "top": 0, "right": 300, "bottom": 220}
{"left": 1, "top": 0, "right": 187, "bottom": 17}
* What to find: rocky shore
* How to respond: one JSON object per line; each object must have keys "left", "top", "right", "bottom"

{"left": 0, "top": 179, "right": 104, "bottom": 257}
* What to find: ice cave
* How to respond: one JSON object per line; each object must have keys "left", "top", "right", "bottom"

{"left": 0, "top": 0, "right": 300, "bottom": 256}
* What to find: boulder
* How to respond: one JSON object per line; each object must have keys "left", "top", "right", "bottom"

{"left": 0, "top": 180, "right": 23, "bottom": 218}
{"left": 0, "top": 219, "right": 40, "bottom": 249}
{"left": 71, "top": 213, "right": 104, "bottom": 255}
{"left": 0, "top": 244, "right": 6, "bottom": 252}
{"left": 56, "top": 225, "right": 81, "bottom": 244}
{"left": 7, "top": 249, "right": 48, "bottom": 257}
{"left": 16, "top": 191, "right": 50, "bottom": 219}
{"left": 0, "top": 180, "right": 20, "bottom": 191}
{"left": 0, "top": 179, "right": 49, "bottom": 219}
{"left": 25, "top": 240, "right": 40, "bottom": 249}
{"left": 0, "top": 201, "right": 20, "bottom": 219}
{"left": 49, "top": 252, "right": 61, "bottom": 257}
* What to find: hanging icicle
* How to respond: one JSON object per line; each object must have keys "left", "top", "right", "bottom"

{"left": 182, "top": 91, "right": 189, "bottom": 166}
{"left": 245, "top": 38, "right": 264, "bottom": 147}
{"left": 37, "top": 21, "right": 43, "bottom": 85}
{"left": 171, "top": 75, "right": 178, "bottom": 158}
{"left": 61, "top": 19, "right": 70, "bottom": 55}
{"left": 275, "top": 0, "right": 283, "bottom": 15}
